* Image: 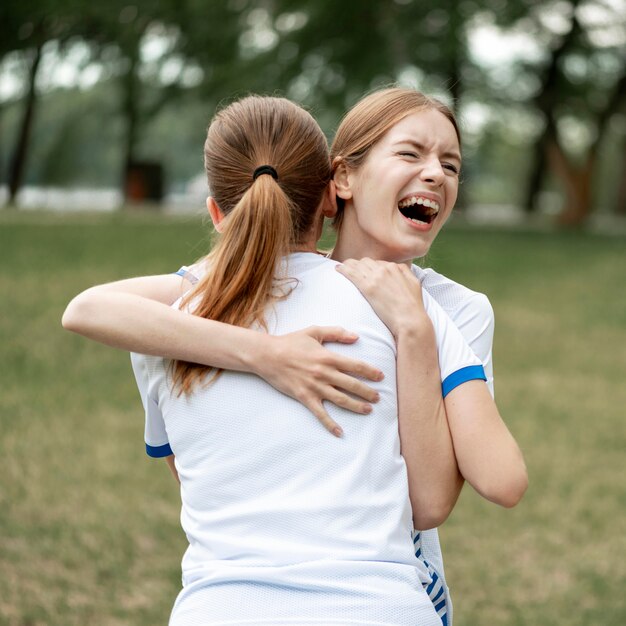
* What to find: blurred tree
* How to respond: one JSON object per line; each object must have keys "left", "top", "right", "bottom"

{"left": 0, "top": 1, "right": 90, "bottom": 205}
{"left": 486, "top": 0, "right": 626, "bottom": 222}
{"left": 617, "top": 135, "right": 626, "bottom": 215}
{"left": 2, "top": 0, "right": 624, "bottom": 223}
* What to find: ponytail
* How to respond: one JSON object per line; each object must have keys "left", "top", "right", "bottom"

{"left": 173, "top": 175, "right": 293, "bottom": 394}
{"left": 171, "top": 96, "right": 330, "bottom": 393}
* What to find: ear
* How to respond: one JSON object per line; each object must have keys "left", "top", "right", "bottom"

{"left": 332, "top": 160, "right": 353, "bottom": 201}
{"left": 207, "top": 197, "right": 225, "bottom": 233}
{"left": 321, "top": 181, "right": 338, "bottom": 218}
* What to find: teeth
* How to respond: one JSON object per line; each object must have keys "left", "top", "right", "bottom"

{"left": 398, "top": 196, "right": 440, "bottom": 212}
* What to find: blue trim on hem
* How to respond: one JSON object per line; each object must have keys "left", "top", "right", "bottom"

{"left": 146, "top": 442, "right": 173, "bottom": 458}
{"left": 174, "top": 269, "right": 186, "bottom": 277}
{"left": 442, "top": 364, "right": 486, "bottom": 397}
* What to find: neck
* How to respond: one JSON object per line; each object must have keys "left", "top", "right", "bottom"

{"left": 290, "top": 235, "right": 319, "bottom": 254}
{"left": 331, "top": 229, "right": 413, "bottom": 267}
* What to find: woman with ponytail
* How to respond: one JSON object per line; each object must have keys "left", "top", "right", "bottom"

{"left": 170, "top": 96, "right": 330, "bottom": 395}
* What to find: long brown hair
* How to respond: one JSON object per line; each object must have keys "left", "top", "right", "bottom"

{"left": 174, "top": 96, "right": 331, "bottom": 393}
{"left": 330, "top": 87, "right": 460, "bottom": 229}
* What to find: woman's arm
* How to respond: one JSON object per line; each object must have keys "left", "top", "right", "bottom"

{"left": 444, "top": 381, "right": 527, "bottom": 507}
{"left": 62, "top": 273, "right": 384, "bottom": 436}
{"left": 337, "top": 259, "right": 527, "bottom": 523}
{"left": 165, "top": 455, "right": 180, "bottom": 483}
{"left": 337, "top": 259, "right": 462, "bottom": 530}
{"left": 418, "top": 276, "right": 527, "bottom": 505}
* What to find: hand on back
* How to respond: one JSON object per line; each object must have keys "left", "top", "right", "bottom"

{"left": 257, "top": 326, "right": 384, "bottom": 437}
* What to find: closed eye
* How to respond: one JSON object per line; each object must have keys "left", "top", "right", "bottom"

{"left": 398, "top": 151, "right": 420, "bottom": 159}
{"left": 443, "top": 163, "right": 459, "bottom": 175}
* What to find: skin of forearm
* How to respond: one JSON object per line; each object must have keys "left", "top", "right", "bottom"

{"left": 62, "top": 291, "right": 266, "bottom": 373}
{"left": 396, "top": 321, "right": 464, "bottom": 531}
{"left": 165, "top": 455, "right": 180, "bottom": 483}
{"left": 444, "top": 381, "right": 528, "bottom": 508}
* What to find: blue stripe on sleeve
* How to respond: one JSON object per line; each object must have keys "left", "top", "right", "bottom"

{"left": 442, "top": 364, "right": 486, "bottom": 397}
{"left": 174, "top": 266, "right": 199, "bottom": 284}
{"left": 146, "top": 442, "right": 173, "bottom": 458}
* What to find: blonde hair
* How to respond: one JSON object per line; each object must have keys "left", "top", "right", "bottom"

{"left": 173, "top": 96, "right": 330, "bottom": 394}
{"left": 330, "top": 87, "right": 460, "bottom": 229}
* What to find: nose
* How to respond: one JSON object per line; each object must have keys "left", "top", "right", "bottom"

{"left": 420, "top": 155, "right": 445, "bottom": 186}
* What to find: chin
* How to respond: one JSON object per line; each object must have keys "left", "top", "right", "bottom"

{"left": 403, "top": 244, "right": 432, "bottom": 263}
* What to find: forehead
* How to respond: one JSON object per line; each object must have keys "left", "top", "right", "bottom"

{"left": 381, "top": 108, "right": 460, "bottom": 155}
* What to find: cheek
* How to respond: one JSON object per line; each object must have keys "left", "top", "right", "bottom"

{"left": 446, "top": 180, "right": 459, "bottom": 208}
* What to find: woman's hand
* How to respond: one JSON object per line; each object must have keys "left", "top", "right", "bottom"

{"left": 254, "top": 326, "right": 384, "bottom": 437}
{"left": 335, "top": 258, "right": 429, "bottom": 338}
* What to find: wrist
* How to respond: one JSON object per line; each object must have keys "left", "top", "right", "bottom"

{"left": 393, "top": 313, "right": 434, "bottom": 342}
{"left": 240, "top": 330, "right": 274, "bottom": 376}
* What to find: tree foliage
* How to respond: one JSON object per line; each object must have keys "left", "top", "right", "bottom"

{"left": 1, "top": 0, "right": 624, "bottom": 221}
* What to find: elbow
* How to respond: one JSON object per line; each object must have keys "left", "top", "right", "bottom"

{"left": 413, "top": 509, "right": 451, "bottom": 531}
{"left": 478, "top": 465, "right": 528, "bottom": 509}
{"left": 410, "top": 493, "right": 459, "bottom": 531}
{"left": 62, "top": 292, "right": 93, "bottom": 333}
{"left": 501, "top": 468, "right": 529, "bottom": 508}
{"left": 61, "top": 301, "right": 78, "bottom": 332}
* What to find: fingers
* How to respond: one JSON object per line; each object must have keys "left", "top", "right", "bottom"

{"left": 305, "top": 382, "right": 377, "bottom": 438}
{"left": 306, "top": 401, "right": 344, "bottom": 438}
{"left": 335, "top": 260, "right": 369, "bottom": 284}
{"left": 331, "top": 371, "right": 380, "bottom": 403}
{"left": 332, "top": 354, "right": 383, "bottom": 383}
{"left": 324, "top": 385, "right": 375, "bottom": 414}
{"left": 303, "top": 326, "right": 384, "bottom": 383}
{"left": 305, "top": 325, "right": 358, "bottom": 344}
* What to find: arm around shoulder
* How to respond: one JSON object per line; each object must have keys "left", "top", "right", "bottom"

{"left": 62, "top": 271, "right": 384, "bottom": 435}
{"left": 62, "top": 273, "right": 191, "bottom": 340}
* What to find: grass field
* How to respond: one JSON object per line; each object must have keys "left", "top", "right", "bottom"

{"left": 1, "top": 210, "right": 625, "bottom": 625}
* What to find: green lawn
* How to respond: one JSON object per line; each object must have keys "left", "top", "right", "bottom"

{"left": 1, "top": 210, "right": 625, "bottom": 625}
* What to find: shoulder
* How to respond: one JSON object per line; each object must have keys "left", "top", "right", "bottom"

{"left": 411, "top": 265, "right": 494, "bottom": 327}
{"left": 288, "top": 254, "right": 362, "bottom": 295}
{"left": 176, "top": 257, "right": 210, "bottom": 284}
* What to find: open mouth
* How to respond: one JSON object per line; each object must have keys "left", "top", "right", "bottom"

{"left": 398, "top": 196, "right": 440, "bottom": 225}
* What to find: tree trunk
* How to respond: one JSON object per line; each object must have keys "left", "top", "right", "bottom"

{"left": 523, "top": 127, "right": 549, "bottom": 213}
{"left": 615, "top": 138, "right": 626, "bottom": 216}
{"left": 121, "top": 43, "right": 140, "bottom": 204}
{"left": 546, "top": 138, "right": 595, "bottom": 226}
{"left": 551, "top": 70, "right": 626, "bottom": 224}
{"left": 7, "top": 43, "right": 43, "bottom": 206}
{"left": 446, "top": 2, "right": 465, "bottom": 209}
{"left": 522, "top": 3, "right": 583, "bottom": 214}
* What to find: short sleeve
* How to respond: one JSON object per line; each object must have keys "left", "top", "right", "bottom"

{"left": 174, "top": 259, "right": 209, "bottom": 285}
{"left": 414, "top": 265, "right": 495, "bottom": 398}
{"left": 422, "top": 292, "right": 487, "bottom": 397}
{"left": 130, "top": 352, "right": 172, "bottom": 458}
{"left": 174, "top": 265, "right": 200, "bottom": 285}
{"left": 452, "top": 292, "right": 495, "bottom": 397}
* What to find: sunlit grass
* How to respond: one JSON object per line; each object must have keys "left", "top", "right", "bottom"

{"left": 1, "top": 210, "right": 624, "bottom": 625}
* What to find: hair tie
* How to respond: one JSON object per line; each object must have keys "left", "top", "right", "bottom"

{"left": 253, "top": 165, "right": 278, "bottom": 181}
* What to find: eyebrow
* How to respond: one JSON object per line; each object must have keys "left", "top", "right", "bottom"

{"left": 393, "top": 139, "right": 461, "bottom": 163}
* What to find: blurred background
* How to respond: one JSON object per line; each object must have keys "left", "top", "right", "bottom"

{"left": 1, "top": 0, "right": 625, "bottom": 224}
{"left": 1, "top": 1, "right": 625, "bottom": 625}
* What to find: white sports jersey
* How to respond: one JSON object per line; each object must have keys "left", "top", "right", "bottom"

{"left": 133, "top": 253, "right": 487, "bottom": 625}
{"left": 172, "top": 259, "right": 495, "bottom": 626}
